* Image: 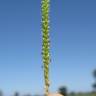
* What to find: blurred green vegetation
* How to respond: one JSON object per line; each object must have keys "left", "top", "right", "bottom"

{"left": 68, "top": 92, "right": 96, "bottom": 96}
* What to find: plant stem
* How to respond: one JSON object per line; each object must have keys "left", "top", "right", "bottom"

{"left": 41, "top": 0, "right": 50, "bottom": 96}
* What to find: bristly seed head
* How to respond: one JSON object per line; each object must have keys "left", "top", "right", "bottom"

{"left": 41, "top": 0, "right": 50, "bottom": 96}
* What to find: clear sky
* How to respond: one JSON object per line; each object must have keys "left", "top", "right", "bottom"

{"left": 0, "top": 0, "right": 96, "bottom": 95}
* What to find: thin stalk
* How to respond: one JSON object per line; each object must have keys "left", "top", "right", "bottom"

{"left": 41, "top": 0, "right": 50, "bottom": 96}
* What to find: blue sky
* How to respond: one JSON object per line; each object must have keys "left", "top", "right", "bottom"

{"left": 0, "top": 0, "right": 96, "bottom": 95}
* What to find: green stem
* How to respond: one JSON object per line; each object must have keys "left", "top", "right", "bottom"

{"left": 41, "top": 0, "right": 50, "bottom": 96}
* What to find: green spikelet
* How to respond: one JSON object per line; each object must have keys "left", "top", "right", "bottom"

{"left": 41, "top": 0, "right": 50, "bottom": 96}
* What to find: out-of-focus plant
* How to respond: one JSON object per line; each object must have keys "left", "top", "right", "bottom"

{"left": 41, "top": 0, "right": 51, "bottom": 96}
{"left": 92, "top": 69, "right": 96, "bottom": 93}
{"left": 93, "top": 69, "right": 96, "bottom": 82}
{"left": 58, "top": 86, "right": 68, "bottom": 96}
{"left": 14, "top": 92, "right": 19, "bottom": 96}
{"left": 0, "top": 90, "right": 3, "bottom": 96}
